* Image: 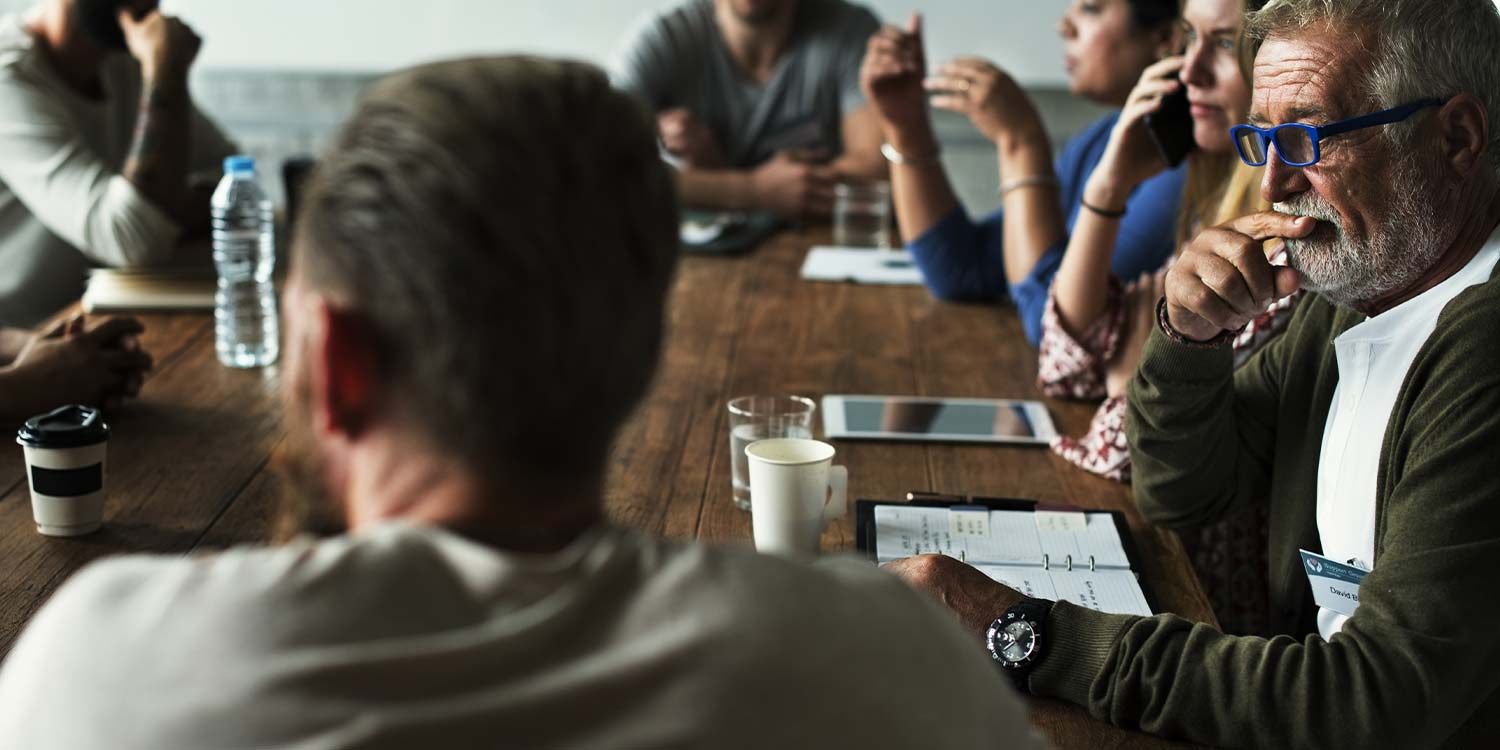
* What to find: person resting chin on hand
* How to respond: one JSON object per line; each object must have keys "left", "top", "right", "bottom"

{"left": 0, "top": 315, "right": 154, "bottom": 420}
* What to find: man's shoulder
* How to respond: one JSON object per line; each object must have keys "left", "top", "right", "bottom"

{"left": 24, "top": 538, "right": 338, "bottom": 636}
{"left": 627, "top": 0, "right": 717, "bottom": 48}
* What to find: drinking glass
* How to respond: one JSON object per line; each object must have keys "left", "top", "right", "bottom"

{"left": 833, "top": 180, "right": 893, "bottom": 249}
{"left": 727, "top": 396, "right": 816, "bottom": 511}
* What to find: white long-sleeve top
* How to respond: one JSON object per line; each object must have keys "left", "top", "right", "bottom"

{"left": 0, "top": 14, "right": 235, "bottom": 328}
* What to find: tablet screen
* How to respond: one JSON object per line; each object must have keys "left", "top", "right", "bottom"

{"left": 842, "top": 398, "right": 1036, "bottom": 438}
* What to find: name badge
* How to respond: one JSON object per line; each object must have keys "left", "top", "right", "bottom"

{"left": 1299, "top": 549, "right": 1369, "bottom": 617}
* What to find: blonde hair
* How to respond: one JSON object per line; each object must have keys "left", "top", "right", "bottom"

{"left": 1173, "top": 0, "right": 1270, "bottom": 249}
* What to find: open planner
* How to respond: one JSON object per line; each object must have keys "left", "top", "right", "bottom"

{"left": 856, "top": 498, "right": 1154, "bottom": 616}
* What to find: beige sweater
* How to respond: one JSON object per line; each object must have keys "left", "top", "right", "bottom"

{"left": 0, "top": 521, "right": 1045, "bottom": 749}
{"left": 0, "top": 14, "right": 235, "bottom": 328}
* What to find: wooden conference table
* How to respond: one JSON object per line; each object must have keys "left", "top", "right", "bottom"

{"left": 0, "top": 228, "right": 1214, "bottom": 749}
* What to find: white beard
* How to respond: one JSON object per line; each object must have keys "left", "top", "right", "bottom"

{"left": 1274, "top": 153, "right": 1447, "bottom": 308}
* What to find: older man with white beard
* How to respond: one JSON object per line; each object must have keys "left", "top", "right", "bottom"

{"left": 881, "top": 0, "right": 1500, "bottom": 747}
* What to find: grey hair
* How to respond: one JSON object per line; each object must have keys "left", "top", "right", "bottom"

{"left": 1247, "top": 0, "right": 1500, "bottom": 171}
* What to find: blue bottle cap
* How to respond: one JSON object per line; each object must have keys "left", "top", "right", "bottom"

{"left": 223, "top": 155, "right": 256, "bottom": 175}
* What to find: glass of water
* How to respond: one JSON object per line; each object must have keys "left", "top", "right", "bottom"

{"left": 833, "top": 180, "right": 893, "bottom": 249}
{"left": 727, "top": 395, "right": 817, "bottom": 511}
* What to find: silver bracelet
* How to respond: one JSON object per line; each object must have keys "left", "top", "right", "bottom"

{"left": 881, "top": 141, "right": 941, "bottom": 166}
{"left": 999, "top": 175, "right": 1061, "bottom": 197}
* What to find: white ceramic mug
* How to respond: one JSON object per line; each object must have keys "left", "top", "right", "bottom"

{"left": 745, "top": 438, "right": 847, "bottom": 556}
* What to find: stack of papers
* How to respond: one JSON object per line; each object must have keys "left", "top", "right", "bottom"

{"left": 83, "top": 267, "right": 215, "bottom": 313}
{"left": 799, "top": 247, "right": 924, "bottom": 286}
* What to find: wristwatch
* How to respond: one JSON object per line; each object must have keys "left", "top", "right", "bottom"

{"left": 986, "top": 599, "right": 1055, "bottom": 693}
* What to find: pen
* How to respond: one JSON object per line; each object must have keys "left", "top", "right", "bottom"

{"left": 906, "top": 491, "right": 967, "bottom": 503}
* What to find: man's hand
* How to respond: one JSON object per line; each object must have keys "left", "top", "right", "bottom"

{"left": 2, "top": 316, "right": 154, "bottom": 417}
{"left": 1165, "top": 212, "right": 1312, "bottom": 342}
{"left": 748, "top": 151, "right": 836, "bottom": 218}
{"left": 118, "top": 8, "right": 201, "bottom": 83}
{"left": 884, "top": 554, "right": 1026, "bottom": 636}
{"left": 658, "top": 108, "right": 724, "bottom": 169}
{"left": 860, "top": 14, "right": 929, "bottom": 144}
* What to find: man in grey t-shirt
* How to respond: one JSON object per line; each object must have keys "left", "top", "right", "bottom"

{"left": 613, "top": 0, "right": 886, "bottom": 218}
{"left": 0, "top": 57, "right": 1043, "bottom": 750}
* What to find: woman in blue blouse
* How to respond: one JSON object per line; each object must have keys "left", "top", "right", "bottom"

{"left": 859, "top": 1, "right": 1184, "bottom": 345}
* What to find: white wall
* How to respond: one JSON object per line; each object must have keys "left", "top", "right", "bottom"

{"left": 146, "top": 0, "right": 1072, "bottom": 86}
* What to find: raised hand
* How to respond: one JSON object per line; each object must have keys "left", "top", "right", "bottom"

{"left": 118, "top": 8, "right": 201, "bottom": 83}
{"left": 860, "top": 13, "right": 929, "bottom": 143}
{"left": 925, "top": 57, "right": 1036, "bottom": 146}
{"left": 1086, "top": 56, "right": 1186, "bottom": 206}
{"left": 1166, "top": 212, "right": 1311, "bottom": 341}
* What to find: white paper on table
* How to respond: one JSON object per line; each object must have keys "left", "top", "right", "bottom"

{"left": 872, "top": 505, "right": 1127, "bottom": 568}
{"left": 976, "top": 565, "right": 1153, "bottom": 616}
{"left": 799, "top": 247, "right": 924, "bottom": 286}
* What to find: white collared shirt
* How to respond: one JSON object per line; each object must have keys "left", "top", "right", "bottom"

{"left": 1316, "top": 228, "right": 1500, "bottom": 640}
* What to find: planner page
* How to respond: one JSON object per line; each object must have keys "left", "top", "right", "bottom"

{"left": 975, "top": 566, "right": 1153, "bottom": 616}
{"left": 871, "top": 505, "right": 1132, "bottom": 569}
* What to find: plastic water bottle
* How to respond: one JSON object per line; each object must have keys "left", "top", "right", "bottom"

{"left": 211, "top": 155, "right": 279, "bottom": 368}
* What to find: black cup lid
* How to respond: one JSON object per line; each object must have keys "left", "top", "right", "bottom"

{"left": 16, "top": 405, "right": 109, "bottom": 448}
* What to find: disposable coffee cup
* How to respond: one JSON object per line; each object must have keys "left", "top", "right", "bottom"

{"left": 16, "top": 405, "right": 110, "bottom": 537}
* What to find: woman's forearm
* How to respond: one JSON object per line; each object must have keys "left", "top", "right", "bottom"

{"left": 1051, "top": 176, "right": 1133, "bottom": 337}
{"left": 886, "top": 122, "right": 962, "bottom": 243}
{"left": 996, "top": 124, "right": 1064, "bottom": 284}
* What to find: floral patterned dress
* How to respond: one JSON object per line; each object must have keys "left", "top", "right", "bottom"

{"left": 1035, "top": 248, "right": 1300, "bottom": 634}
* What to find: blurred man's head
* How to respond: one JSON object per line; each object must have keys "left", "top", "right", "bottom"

{"left": 1246, "top": 0, "right": 1500, "bottom": 308}
{"left": 280, "top": 57, "right": 679, "bottom": 535}
{"left": 71, "top": 0, "right": 156, "bottom": 51}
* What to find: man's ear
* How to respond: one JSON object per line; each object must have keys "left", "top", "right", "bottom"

{"left": 1437, "top": 93, "right": 1489, "bottom": 180}
{"left": 310, "top": 301, "right": 381, "bottom": 441}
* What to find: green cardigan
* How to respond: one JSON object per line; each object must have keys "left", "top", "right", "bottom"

{"left": 1028, "top": 266, "right": 1500, "bottom": 748}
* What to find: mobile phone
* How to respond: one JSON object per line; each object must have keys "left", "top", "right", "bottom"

{"left": 1143, "top": 79, "right": 1196, "bottom": 168}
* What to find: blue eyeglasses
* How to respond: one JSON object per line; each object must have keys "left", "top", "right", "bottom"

{"left": 1230, "top": 98, "right": 1448, "bottom": 167}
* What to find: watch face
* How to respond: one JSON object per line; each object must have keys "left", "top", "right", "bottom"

{"left": 991, "top": 620, "right": 1037, "bottom": 665}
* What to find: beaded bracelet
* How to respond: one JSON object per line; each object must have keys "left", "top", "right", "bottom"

{"left": 1154, "top": 296, "right": 1242, "bottom": 349}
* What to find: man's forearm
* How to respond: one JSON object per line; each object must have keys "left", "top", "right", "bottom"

{"left": 674, "top": 167, "right": 754, "bottom": 211}
{"left": 123, "top": 76, "right": 194, "bottom": 225}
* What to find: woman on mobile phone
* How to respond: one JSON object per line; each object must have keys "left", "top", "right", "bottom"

{"left": 1039, "top": 0, "right": 1289, "bottom": 636}
{"left": 859, "top": 0, "right": 1183, "bottom": 346}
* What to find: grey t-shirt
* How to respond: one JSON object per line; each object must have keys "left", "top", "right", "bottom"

{"left": 0, "top": 522, "right": 1045, "bottom": 749}
{"left": 612, "top": 0, "right": 879, "bottom": 168}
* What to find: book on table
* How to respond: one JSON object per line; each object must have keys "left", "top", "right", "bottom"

{"left": 856, "top": 497, "right": 1154, "bottom": 616}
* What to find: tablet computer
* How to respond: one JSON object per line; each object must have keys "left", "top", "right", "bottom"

{"left": 821, "top": 395, "right": 1057, "bottom": 445}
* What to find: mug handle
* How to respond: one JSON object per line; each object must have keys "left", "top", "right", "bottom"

{"left": 823, "top": 465, "right": 848, "bottom": 525}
